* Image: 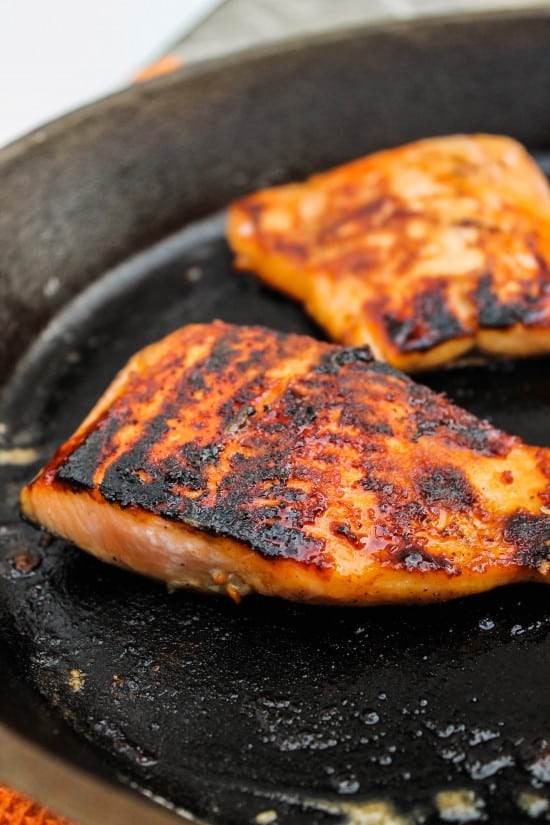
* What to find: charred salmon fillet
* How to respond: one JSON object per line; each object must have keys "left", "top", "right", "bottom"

{"left": 227, "top": 134, "right": 550, "bottom": 371}
{"left": 21, "top": 321, "right": 550, "bottom": 605}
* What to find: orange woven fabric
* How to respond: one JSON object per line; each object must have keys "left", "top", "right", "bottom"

{"left": 0, "top": 784, "right": 75, "bottom": 825}
{"left": 133, "top": 54, "right": 183, "bottom": 82}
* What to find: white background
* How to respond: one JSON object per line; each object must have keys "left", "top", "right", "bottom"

{"left": 0, "top": 0, "right": 543, "bottom": 149}
{"left": 0, "top": 0, "right": 220, "bottom": 148}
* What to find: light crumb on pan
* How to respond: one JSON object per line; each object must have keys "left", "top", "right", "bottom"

{"left": 339, "top": 799, "right": 413, "bottom": 825}
{"left": 260, "top": 791, "right": 416, "bottom": 825}
{"left": 12, "top": 550, "right": 41, "bottom": 574}
{"left": 255, "top": 810, "right": 278, "bottom": 825}
{"left": 68, "top": 668, "right": 85, "bottom": 692}
{"left": 434, "top": 789, "right": 485, "bottom": 822}
{"left": 43, "top": 276, "right": 60, "bottom": 297}
{"left": 184, "top": 265, "right": 203, "bottom": 283}
{"left": 0, "top": 446, "right": 39, "bottom": 466}
{"left": 516, "top": 790, "right": 549, "bottom": 818}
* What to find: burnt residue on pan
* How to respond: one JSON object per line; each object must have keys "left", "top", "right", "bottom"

{"left": 1, "top": 214, "right": 550, "bottom": 825}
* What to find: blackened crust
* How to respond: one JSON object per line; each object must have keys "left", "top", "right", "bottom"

{"left": 41, "top": 323, "right": 549, "bottom": 577}
{"left": 504, "top": 511, "right": 550, "bottom": 569}
{"left": 382, "top": 283, "right": 468, "bottom": 353}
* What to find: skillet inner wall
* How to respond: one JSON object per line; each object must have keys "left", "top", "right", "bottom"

{"left": 1, "top": 226, "right": 550, "bottom": 825}
{"left": 1, "top": 13, "right": 550, "bottom": 385}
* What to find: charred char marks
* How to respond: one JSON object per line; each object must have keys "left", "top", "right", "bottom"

{"left": 368, "top": 361, "right": 406, "bottom": 380}
{"left": 219, "top": 394, "right": 250, "bottom": 429}
{"left": 272, "top": 238, "right": 308, "bottom": 259}
{"left": 100, "top": 437, "right": 224, "bottom": 511}
{"left": 339, "top": 403, "right": 393, "bottom": 434}
{"left": 99, "top": 447, "right": 328, "bottom": 564}
{"left": 218, "top": 459, "right": 327, "bottom": 526}
{"left": 319, "top": 195, "right": 398, "bottom": 241}
{"left": 453, "top": 424, "right": 506, "bottom": 456}
{"left": 315, "top": 346, "right": 373, "bottom": 375}
{"left": 188, "top": 368, "right": 206, "bottom": 391}
{"left": 360, "top": 473, "right": 394, "bottom": 495}
{"left": 383, "top": 285, "right": 466, "bottom": 352}
{"left": 475, "top": 274, "right": 519, "bottom": 328}
{"left": 194, "top": 500, "right": 326, "bottom": 564}
{"left": 160, "top": 456, "right": 203, "bottom": 491}
{"left": 504, "top": 510, "right": 550, "bottom": 569}
{"left": 390, "top": 500, "right": 429, "bottom": 530}
{"left": 103, "top": 465, "right": 178, "bottom": 510}
{"left": 393, "top": 546, "right": 457, "bottom": 574}
{"left": 282, "top": 399, "right": 317, "bottom": 428}
{"left": 228, "top": 453, "right": 290, "bottom": 486}
{"left": 202, "top": 329, "right": 241, "bottom": 373}
{"left": 475, "top": 273, "right": 550, "bottom": 329}
{"left": 198, "top": 325, "right": 279, "bottom": 383}
{"left": 410, "top": 385, "right": 511, "bottom": 457}
{"left": 92, "top": 387, "right": 330, "bottom": 563}
{"left": 49, "top": 323, "right": 543, "bottom": 581}
{"left": 180, "top": 441, "right": 223, "bottom": 468}
{"left": 330, "top": 521, "right": 361, "bottom": 547}
{"left": 241, "top": 199, "right": 265, "bottom": 221}
{"left": 56, "top": 412, "right": 121, "bottom": 490}
{"left": 99, "top": 414, "right": 171, "bottom": 508}
{"left": 417, "top": 465, "right": 476, "bottom": 510}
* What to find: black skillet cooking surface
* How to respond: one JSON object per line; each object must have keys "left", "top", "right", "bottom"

{"left": 1, "top": 11, "right": 550, "bottom": 825}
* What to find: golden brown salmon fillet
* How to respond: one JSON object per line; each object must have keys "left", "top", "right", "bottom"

{"left": 227, "top": 134, "right": 550, "bottom": 371}
{"left": 20, "top": 321, "right": 550, "bottom": 605}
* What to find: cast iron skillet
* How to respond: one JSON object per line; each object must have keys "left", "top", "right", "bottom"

{"left": 1, "top": 11, "right": 550, "bottom": 825}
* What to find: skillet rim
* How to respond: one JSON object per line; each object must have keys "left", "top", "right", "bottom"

{"left": 1, "top": 5, "right": 550, "bottom": 387}
{"left": 1, "top": 5, "right": 549, "bottom": 164}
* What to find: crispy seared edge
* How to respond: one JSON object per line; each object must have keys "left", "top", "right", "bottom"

{"left": 19, "top": 483, "right": 550, "bottom": 605}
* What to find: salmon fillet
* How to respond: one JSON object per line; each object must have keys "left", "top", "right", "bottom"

{"left": 20, "top": 321, "right": 550, "bottom": 605}
{"left": 227, "top": 134, "right": 550, "bottom": 371}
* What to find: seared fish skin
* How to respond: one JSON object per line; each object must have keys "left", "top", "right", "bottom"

{"left": 21, "top": 321, "right": 550, "bottom": 605}
{"left": 227, "top": 134, "right": 550, "bottom": 371}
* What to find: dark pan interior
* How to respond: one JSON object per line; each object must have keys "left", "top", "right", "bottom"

{"left": 2, "top": 210, "right": 550, "bottom": 825}
{"left": 1, "top": 11, "right": 550, "bottom": 825}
